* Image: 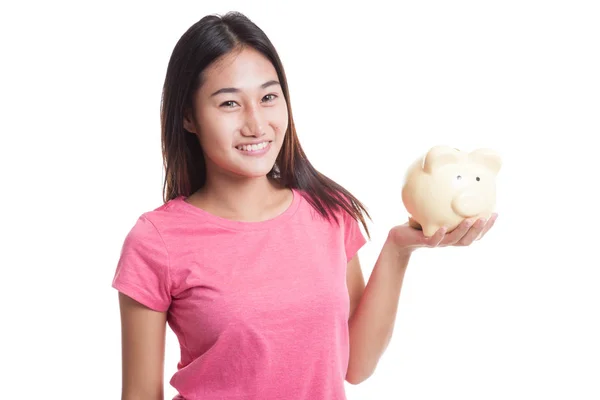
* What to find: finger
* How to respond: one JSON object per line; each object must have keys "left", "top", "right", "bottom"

{"left": 456, "top": 218, "right": 487, "bottom": 246}
{"left": 440, "top": 219, "right": 474, "bottom": 246}
{"left": 476, "top": 213, "right": 498, "bottom": 240}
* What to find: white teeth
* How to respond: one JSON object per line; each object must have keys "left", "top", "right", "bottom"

{"left": 236, "top": 141, "right": 269, "bottom": 152}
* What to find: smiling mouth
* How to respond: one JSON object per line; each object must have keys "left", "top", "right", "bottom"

{"left": 235, "top": 141, "right": 271, "bottom": 152}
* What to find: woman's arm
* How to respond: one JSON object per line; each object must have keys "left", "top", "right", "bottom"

{"left": 345, "top": 239, "right": 410, "bottom": 385}
{"left": 118, "top": 292, "right": 168, "bottom": 400}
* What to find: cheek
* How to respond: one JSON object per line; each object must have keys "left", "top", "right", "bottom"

{"left": 270, "top": 105, "right": 289, "bottom": 136}
{"left": 197, "top": 110, "right": 236, "bottom": 149}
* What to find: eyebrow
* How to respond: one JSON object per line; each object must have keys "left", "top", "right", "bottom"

{"left": 210, "top": 80, "right": 281, "bottom": 97}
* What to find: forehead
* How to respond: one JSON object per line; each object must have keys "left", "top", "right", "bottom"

{"left": 201, "top": 47, "right": 278, "bottom": 90}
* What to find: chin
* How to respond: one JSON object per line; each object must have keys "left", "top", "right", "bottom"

{"left": 230, "top": 151, "right": 280, "bottom": 178}
{"left": 225, "top": 161, "right": 276, "bottom": 179}
{"left": 239, "top": 166, "right": 276, "bottom": 178}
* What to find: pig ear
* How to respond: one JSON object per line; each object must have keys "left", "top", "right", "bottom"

{"left": 469, "top": 148, "right": 502, "bottom": 174}
{"left": 422, "top": 145, "right": 461, "bottom": 174}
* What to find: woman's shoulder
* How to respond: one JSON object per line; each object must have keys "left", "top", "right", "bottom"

{"left": 140, "top": 195, "right": 194, "bottom": 221}
{"left": 121, "top": 195, "right": 200, "bottom": 239}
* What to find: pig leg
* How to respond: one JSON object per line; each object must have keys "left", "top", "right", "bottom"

{"left": 422, "top": 224, "right": 443, "bottom": 238}
{"left": 408, "top": 216, "right": 422, "bottom": 230}
{"left": 409, "top": 217, "right": 442, "bottom": 237}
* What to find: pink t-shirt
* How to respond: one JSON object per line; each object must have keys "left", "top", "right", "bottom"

{"left": 112, "top": 188, "right": 367, "bottom": 399}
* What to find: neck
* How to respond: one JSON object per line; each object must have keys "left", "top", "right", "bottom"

{"left": 196, "top": 173, "right": 286, "bottom": 220}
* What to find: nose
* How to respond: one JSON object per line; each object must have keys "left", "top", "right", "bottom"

{"left": 451, "top": 193, "right": 480, "bottom": 217}
{"left": 241, "top": 105, "right": 266, "bottom": 137}
{"left": 451, "top": 188, "right": 495, "bottom": 218}
{"left": 452, "top": 187, "right": 496, "bottom": 218}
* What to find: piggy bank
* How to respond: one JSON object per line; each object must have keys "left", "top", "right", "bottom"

{"left": 401, "top": 145, "right": 502, "bottom": 237}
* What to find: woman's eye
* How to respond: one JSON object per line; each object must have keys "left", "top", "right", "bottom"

{"left": 220, "top": 101, "right": 238, "bottom": 108}
{"left": 262, "top": 94, "right": 277, "bottom": 102}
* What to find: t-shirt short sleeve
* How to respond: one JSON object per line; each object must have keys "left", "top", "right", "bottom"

{"left": 341, "top": 209, "right": 367, "bottom": 263}
{"left": 112, "top": 215, "right": 171, "bottom": 312}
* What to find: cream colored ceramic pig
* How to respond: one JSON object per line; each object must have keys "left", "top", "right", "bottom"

{"left": 401, "top": 145, "right": 502, "bottom": 237}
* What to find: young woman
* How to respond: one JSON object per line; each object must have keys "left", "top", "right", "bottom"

{"left": 112, "top": 11, "right": 497, "bottom": 400}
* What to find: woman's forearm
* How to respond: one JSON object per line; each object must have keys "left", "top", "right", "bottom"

{"left": 346, "top": 235, "right": 412, "bottom": 384}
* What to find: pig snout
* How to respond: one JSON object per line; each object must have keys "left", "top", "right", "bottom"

{"left": 451, "top": 191, "right": 489, "bottom": 217}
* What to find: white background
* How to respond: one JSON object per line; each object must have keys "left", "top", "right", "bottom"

{"left": 2, "top": 0, "right": 599, "bottom": 399}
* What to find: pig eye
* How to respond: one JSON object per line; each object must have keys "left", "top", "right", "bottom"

{"left": 476, "top": 177, "right": 480, "bottom": 181}
{"left": 456, "top": 175, "right": 462, "bottom": 180}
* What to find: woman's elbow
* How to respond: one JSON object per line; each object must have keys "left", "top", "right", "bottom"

{"left": 121, "top": 387, "right": 164, "bottom": 400}
{"left": 345, "top": 367, "right": 374, "bottom": 385}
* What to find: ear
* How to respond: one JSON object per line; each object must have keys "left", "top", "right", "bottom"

{"left": 469, "top": 148, "right": 502, "bottom": 174}
{"left": 183, "top": 108, "right": 197, "bottom": 134}
{"left": 422, "top": 145, "right": 461, "bottom": 174}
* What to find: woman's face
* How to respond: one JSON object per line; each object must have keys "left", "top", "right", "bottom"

{"left": 184, "top": 47, "right": 289, "bottom": 182}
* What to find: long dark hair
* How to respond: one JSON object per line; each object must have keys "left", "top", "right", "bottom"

{"left": 160, "top": 11, "right": 371, "bottom": 238}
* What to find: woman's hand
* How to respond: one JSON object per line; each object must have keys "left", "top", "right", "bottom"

{"left": 387, "top": 213, "right": 498, "bottom": 254}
